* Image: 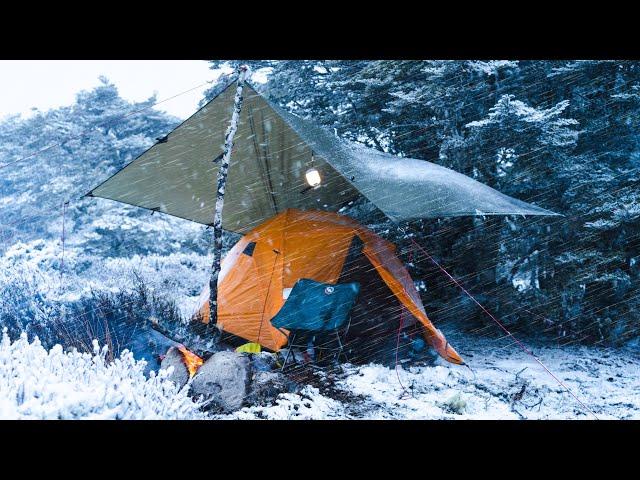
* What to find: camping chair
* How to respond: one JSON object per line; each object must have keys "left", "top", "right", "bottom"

{"left": 271, "top": 278, "right": 360, "bottom": 369}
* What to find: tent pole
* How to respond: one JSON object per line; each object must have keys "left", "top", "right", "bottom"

{"left": 209, "top": 64, "right": 250, "bottom": 328}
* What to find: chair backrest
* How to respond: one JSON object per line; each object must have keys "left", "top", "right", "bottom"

{"left": 271, "top": 278, "right": 360, "bottom": 332}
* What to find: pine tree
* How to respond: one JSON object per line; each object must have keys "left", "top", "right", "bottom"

{"left": 202, "top": 60, "right": 640, "bottom": 345}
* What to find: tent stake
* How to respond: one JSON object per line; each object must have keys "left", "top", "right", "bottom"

{"left": 209, "top": 64, "right": 250, "bottom": 327}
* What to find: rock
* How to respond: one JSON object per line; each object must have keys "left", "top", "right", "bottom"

{"left": 190, "top": 351, "right": 251, "bottom": 412}
{"left": 160, "top": 347, "right": 190, "bottom": 389}
{"left": 251, "top": 352, "right": 279, "bottom": 372}
{"left": 246, "top": 370, "right": 296, "bottom": 406}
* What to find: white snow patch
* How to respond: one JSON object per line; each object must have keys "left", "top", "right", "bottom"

{"left": 225, "top": 386, "right": 345, "bottom": 420}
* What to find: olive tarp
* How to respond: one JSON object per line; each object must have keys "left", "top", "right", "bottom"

{"left": 88, "top": 79, "right": 559, "bottom": 235}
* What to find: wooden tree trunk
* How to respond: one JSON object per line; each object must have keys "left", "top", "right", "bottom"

{"left": 209, "top": 65, "right": 249, "bottom": 326}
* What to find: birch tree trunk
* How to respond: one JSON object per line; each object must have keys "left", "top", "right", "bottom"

{"left": 209, "top": 65, "right": 249, "bottom": 326}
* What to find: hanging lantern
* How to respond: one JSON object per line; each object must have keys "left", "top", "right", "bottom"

{"left": 305, "top": 168, "right": 321, "bottom": 188}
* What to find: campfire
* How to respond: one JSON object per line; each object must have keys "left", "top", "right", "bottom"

{"left": 177, "top": 345, "right": 203, "bottom": 377}
{"left": 156, "top": 335, "right": 296, "bottom": 413}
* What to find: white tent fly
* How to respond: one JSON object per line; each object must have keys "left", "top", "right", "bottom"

{"left": 88, "top": 79, "right": 559, "bottom": 233}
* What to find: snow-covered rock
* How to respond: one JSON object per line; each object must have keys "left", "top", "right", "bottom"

{"left": 230, "top": 385, "right": 345, "bottom": 420}
{"left": 190, "top": 351, "right": 250, "bottom": 412}
{"left": 160, "top": 346, "right": 190, "bottom": 389}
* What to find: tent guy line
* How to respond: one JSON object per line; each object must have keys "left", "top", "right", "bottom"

{"left": 2, "top": 64, "right": 632, "bottom": 183}
{"left": 404, "top": 232, "right": 600, "bottom": 419}
{"left": 0, "top": 65, "right": 545, "bottom": 177}
{"left": 59, "top": 201, "right": 69, "bottom": 291}
{"left": 0, "top": 68, "right": 422, "bottom": 173}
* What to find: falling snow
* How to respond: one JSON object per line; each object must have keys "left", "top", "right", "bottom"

{"left": 1, "top": 60, "right": 640, "bottom": 420}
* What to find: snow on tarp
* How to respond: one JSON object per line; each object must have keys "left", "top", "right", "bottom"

{"left": 89, "top": 80, "right": 558, "bottom": 234}
{"left": 273, "top": 101, "right": 559, "bottom": 220}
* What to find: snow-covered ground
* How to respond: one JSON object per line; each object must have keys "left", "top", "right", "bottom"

{"left": 224, "top": 334, "right": 640, "bottom": 420}
{"left": 1, "top": 326, "right": 638, "bottom": 420}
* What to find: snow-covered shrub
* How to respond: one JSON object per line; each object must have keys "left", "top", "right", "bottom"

{"left": 0, "top": 265, "right": 203, "bottom": 362}
{"left": 0, "top": 330, "right": 206, "bottom": 419}
{"left": 0, "top": 264, "right": 62, "bottom": 348}
{"left": 61, "top": 273, "right": 187, "bottom": 357}
{"left": 441, "top": 392, "right": 467, "bottom": 415}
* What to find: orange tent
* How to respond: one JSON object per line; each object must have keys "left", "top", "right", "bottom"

{"left": 194, "top": 209, "right": 462, "bottom": 364}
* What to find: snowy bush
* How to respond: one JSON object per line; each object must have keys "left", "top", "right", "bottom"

{"left": 0, "top": 263, "right": 62, "bottom": 348}
{"left": 0, "top": 257, "right": 210, "bottom": 359}
{"left": 0, "top": 330, "right": 206, "bottom": 419}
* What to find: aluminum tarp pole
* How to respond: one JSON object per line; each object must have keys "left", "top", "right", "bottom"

{"left": 209, "top": 65, "right": 249, "bottom": 326}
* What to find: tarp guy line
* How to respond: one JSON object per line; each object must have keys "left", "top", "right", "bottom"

{"left": 0, "top": 79, "right": 218, "bottom": 171}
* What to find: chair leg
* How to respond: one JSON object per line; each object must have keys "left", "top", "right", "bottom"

{"left": 337, "top": 315, "right": 352, "bottom": 363}
{"left": 281, "top": 332, "right": 296, "bottom": 371}
{"left": 334, "top": 330, "right": 342, "bottom": 360}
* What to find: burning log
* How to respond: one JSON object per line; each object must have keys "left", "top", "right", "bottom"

{"left": 161, "top": 344, "right": 297, "bottom": 413}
